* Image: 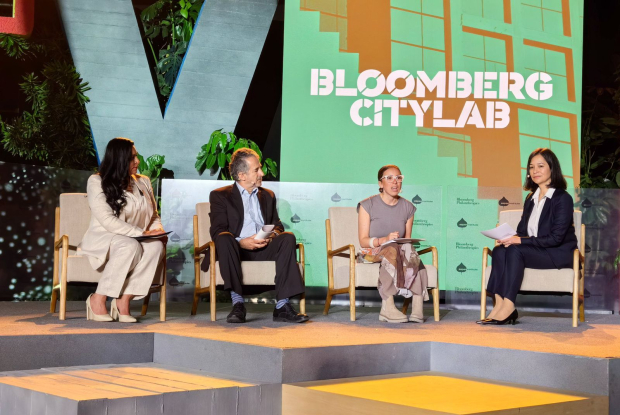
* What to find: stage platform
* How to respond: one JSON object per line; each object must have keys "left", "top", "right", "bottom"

{"left": 1, "top": 301, "right": 620, "bottom": 414}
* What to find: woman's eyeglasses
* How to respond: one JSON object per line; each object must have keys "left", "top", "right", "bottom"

{"left": 380, "top": 175, "right": 404, "bottom": 182}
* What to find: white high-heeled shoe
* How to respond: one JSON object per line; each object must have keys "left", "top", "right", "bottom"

{"left": 110, "top": 299, "right": 137, "bottom": 323}
{"left": 86, "top": 294, "right": 113, "bottom": 322}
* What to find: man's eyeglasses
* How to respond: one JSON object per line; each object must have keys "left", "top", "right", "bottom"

{"left": 380, "top": 175, "right": 404, "bottom": 182}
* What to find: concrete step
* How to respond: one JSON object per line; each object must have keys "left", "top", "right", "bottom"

{"left": 0, "top": 363, "right": 280, "bottom": 415}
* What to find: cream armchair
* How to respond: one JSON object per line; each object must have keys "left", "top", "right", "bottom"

{"left": 324, "top": 207, "right": 440, "bottom": 322}
{"left": 51, "top": 194, "right": 166, "bottom": 321}
{"left": 192, "top": 202, "right": 306, "bottom": 320}
{"left": 480, "top": 210, "right": 585, "bottom": 327}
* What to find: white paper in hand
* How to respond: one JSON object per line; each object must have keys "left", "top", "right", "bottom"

{"left": 254, "top": 225, "right": 275, "bottom": 240}
{"left": 480, "top": 223, "right": 516, "bottom": 240}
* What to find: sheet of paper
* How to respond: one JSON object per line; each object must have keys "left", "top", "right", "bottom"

{"left": 380, "top": 238, "right": 425, "bottom": 246}
{"left": 480, "top": 223, "right": 516, "bottom": 240}
{"left": 255, "top": 224, "right": 275, "bottom": 239}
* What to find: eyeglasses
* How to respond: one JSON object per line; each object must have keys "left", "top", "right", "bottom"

{"left": 380, "top": 175, "right": 404, "bottom": 182}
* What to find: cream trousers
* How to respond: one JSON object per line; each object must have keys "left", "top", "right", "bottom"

{"left": 95, "top": 235, "right": 164, "bottom": 300}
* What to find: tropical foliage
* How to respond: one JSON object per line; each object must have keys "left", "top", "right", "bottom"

{"left": 195, "top": 129, "right": 278, "bottom": 180}
{"left": 140, "top": 0, "right": 204, "bottom": 101}
{"left": 0, "top": 33, "right": 95, "bottom": 170}
{"left": 581, "top": 65, "right": 620, "bottom": 189}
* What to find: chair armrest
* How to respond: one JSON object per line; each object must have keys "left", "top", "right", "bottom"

{"left": 483, "top": 246, "right": 492, "bottom": 258}
{"left": 194, "top": 241, "right": 214, "bottom": 258}
{"left": 418, "top": 246, "right": 438, "bottom": 268}
{"left": 328, "top": 244, "right": 355, "bottom": 258}
{"left": 54, "top": 235, "right": 68, "bottom": 250}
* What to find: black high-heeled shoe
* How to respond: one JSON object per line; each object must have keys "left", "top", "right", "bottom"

{"left": 476, "top": 317, "right": 493, "bottom": 324}
{"left": 493, "top": 309, "right": 518, "bottom": 325}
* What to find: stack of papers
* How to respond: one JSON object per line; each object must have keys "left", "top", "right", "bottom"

{"left": 480, "top": 223, "right": 516, "bottom": 240}
{"left": 380, "top": 238, "right": 425, "bottom": 246}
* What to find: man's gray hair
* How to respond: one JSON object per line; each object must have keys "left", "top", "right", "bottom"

{"left": 229, "top": 148, "right": 260, "bottom": 181}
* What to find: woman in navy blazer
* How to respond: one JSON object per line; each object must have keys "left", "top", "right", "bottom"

{"left": 478, "top": 148, "right": 577, "bottom": 325}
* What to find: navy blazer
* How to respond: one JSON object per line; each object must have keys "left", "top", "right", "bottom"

{"left": 516, "top": 188, "right": 578, "bottom": 268}
{"left": 208, "top": 184, "right": 284, "bottom": 241}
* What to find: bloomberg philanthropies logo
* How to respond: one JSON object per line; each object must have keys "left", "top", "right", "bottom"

{"left": 457, "top": 218, "right": 478, "bottom": 228}
{"left": 331, "top": 192, "right": 352, "bottom": 203}
{"left": 498, "top": 197, "right": 520, "bottom": 207}
{"left": 456, "top": 262, "right": 479, "bottom": 273}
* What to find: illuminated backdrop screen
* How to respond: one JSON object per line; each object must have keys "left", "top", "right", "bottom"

{"left": 279, "top": 0, "right": 584, "bottom": 291}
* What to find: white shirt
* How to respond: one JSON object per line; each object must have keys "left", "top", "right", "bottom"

{"left": 527, "top": 187, "right": 555, "bottom": 237}
{"left": 235, "top": 182, "right": 264, "bottom": 241}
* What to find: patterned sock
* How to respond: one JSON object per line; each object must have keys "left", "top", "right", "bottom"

{"left": 276, "top": 298, "right": 289, "bottom": 309}
{"left": 231, "top": 291, "right": 244, "bottom": 305}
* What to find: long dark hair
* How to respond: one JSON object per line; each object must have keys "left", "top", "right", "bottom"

{"left": 377, "top": 164, "right": 400, "bottom": 193}
{"left": 523, "top": 148, "right": 567, "bottom": 192}
{"left": 99, "top": 137, "right": 135, "bottom": 217}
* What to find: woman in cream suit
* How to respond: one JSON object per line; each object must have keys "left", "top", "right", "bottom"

{"left": 79, "top": 137, "right": 166, "bottom": 323}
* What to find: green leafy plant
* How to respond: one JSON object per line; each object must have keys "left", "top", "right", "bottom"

{"left": 137, "top": 154, "right": 166, "bottom": 184}
{"left": 0, "top": 61, "right": 95, "bottom": 170}
{"left": 195, "top": 129, "right": 278, "bottom": 180}
{"left": 137, "top": 153, "right": 173, "bottom": 213}
{"left": 581, "top": 65, "right": 620, "bottom": 189}
{"left": 140, "top": 0, "right": 204, "bottom": 100}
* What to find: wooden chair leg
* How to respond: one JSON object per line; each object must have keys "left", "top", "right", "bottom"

{"left": 210, "top": 287, "right": 216, "bottom": 322}
{"left": 349, "top": 287, "right": 356, "bottom": 322}
{"left": 480, "top": 288, "right": 487, "bottom": 320}
{"left": 50, "top": 289, "right": 58, "bottom": 313}
{"left": 323, "top": 293, "right": 333, "bottom": 315}
{"left": 141, "top": 294, "right": 151, "bottom": 316}
{"left": 191, "top": 292, "right": 200, "bottom": 316}
{"left": 300, "top": 293, "right": 306, "bottom": 315}
{"left": 160, "top": 286, "right": 166, "bottom": 322}
{"left": 433, "top": 288, "right": 440, "bottom": 322}
{"left": 572, "top": 290, "right": 578, "bottom": 328}
{"left": 59, "top": 279, "right": 67, "bottom": 321}
{"left": 579, "top": 270, "right": 585, "bottom": 323}
{"left": 402, "top": 297, "right": 411, "bottom": 314}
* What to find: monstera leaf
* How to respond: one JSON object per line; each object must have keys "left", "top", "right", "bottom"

{"left": 157, "top": 41, "right": 187, "bottom": 90}
{"left": 195, "top": 129, "right": 278, "bottom": 180}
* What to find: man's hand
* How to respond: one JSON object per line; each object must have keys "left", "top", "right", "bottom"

{"left": 239, "top": 235, "right": 268, "bottom": 250}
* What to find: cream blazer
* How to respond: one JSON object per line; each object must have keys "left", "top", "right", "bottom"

{"left": 78, "top": 174, "right": 162, "bottom": 269}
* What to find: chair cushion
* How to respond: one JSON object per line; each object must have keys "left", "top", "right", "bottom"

{"left": 334, "top": 263, "right": 438, "bottom": 290}
{"left": 199, "top": 261, "right": 304, "bottom": 288}
{"left": 484, "top": 266, "right": 575, "bottom": 293}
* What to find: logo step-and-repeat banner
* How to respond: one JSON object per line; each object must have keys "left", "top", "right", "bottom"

{"left": 162, "top": 182, "right": 620, "bottom": 311}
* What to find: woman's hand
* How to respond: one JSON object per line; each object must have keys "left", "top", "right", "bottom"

{"left": 499, "top": 235, "right": 521, "bottom": 247}
{"left": 379, "top": 232, "right": 399, "bottom": 244}
{"left": 143, "top": 228, "right": 167, "bottom": 243}
{"left": 143, "top": 229, "right": 165, "bottom": 236}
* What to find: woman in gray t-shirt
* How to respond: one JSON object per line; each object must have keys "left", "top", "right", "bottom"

{"left": 357, "top": 165, "right": 429, "bottom": 323}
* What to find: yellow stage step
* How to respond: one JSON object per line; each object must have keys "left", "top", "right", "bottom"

{"left": 283, "top": 372, "right": 608, "bottom": 415}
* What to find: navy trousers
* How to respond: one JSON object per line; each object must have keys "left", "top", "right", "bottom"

{"left": 486, "top": 244, "right": 572, "bottom": 303}
{"left": 209, "top": 232, "right": 305, "bottom": 300}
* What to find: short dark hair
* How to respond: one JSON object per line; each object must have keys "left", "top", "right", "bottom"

{"left": 523, "top": 148, "right": 567, "bottom": 191}
{"left": 229, "top": 148, "right": 259, "bottom": 181}
{"left": 377, "top": 164, "right": 401, "bottom": 193}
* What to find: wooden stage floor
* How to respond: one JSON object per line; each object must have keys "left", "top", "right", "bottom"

{"left": 1, "top": 301, "right": 620, "bottom": 358}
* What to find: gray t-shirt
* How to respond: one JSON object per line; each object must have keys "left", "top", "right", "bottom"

{"left": 357, "top": 195, "right": 416, "bottom": 238}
